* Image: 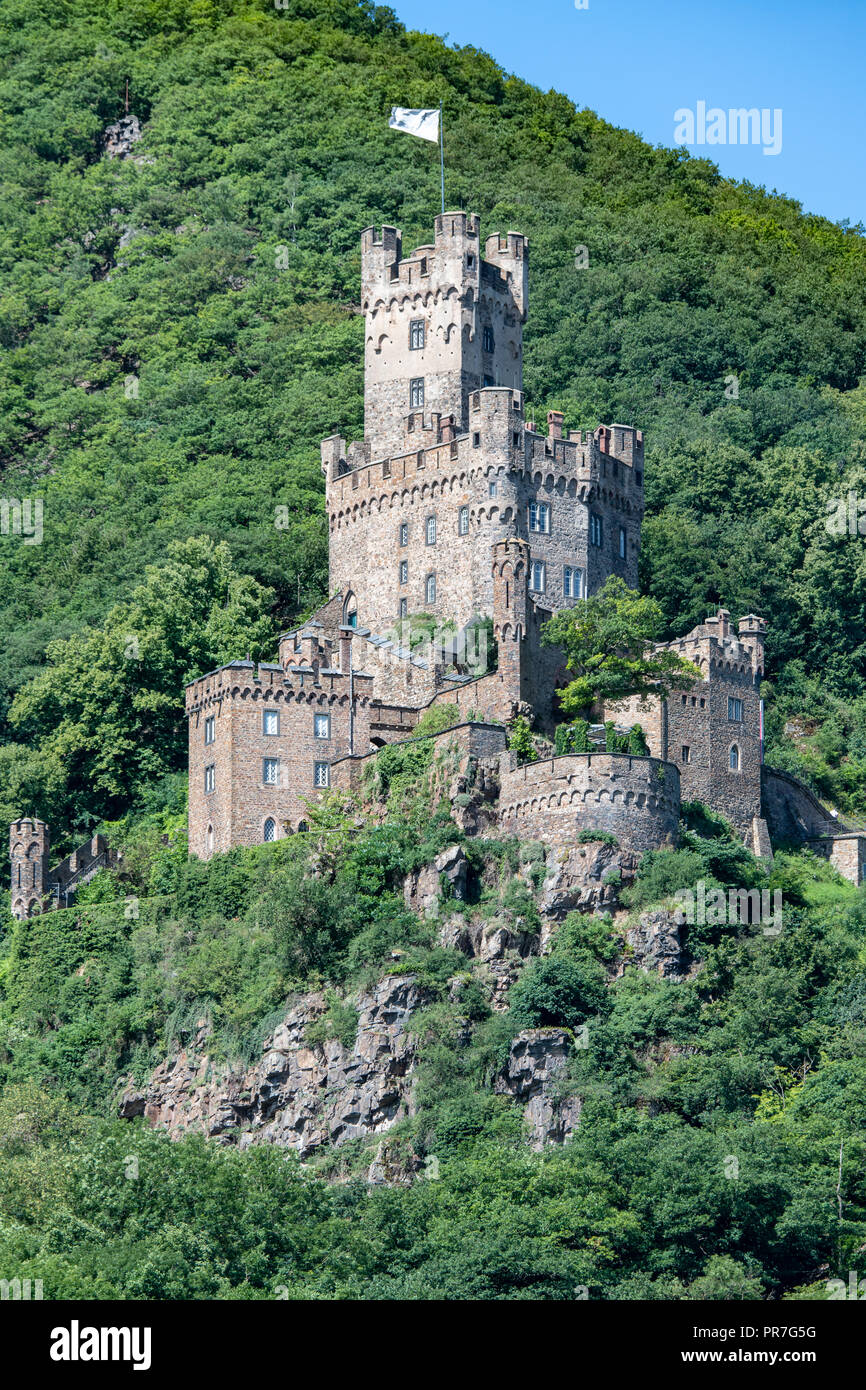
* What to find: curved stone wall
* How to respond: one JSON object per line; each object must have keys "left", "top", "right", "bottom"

{"left": 498, "top": 752, "right": 681, "bottom": 854}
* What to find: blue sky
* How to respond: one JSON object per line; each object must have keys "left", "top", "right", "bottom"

{"left": 392, "top": 0, "right": 866, "bottom": 228}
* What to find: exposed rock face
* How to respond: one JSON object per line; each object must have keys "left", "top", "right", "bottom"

{"left": 403, "top": 844, "right": 468, "bottom": 916}
{"left": 102, "top": 114, "right": 142, "bottom": 159}
{"left": 119, "top": 975, "right": 425, "bottom": 1156}
{"left": 624, "top": 909, "right": 687, "bottom": 979}
{"left": 538, "top": 841, "right": 639, "bottom": 929}
{"left": 495, "top": 1028, "right": 581, "bottom": 1149}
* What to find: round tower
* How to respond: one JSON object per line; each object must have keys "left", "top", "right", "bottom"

{"left": 9, "top": 817, "right": 51, "bottom": 919}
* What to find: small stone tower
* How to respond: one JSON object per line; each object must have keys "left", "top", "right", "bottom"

{"left": 9, "top": 817, "right": 51, "bottom": 919}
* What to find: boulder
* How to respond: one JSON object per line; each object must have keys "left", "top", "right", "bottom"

{"left": 624, "top": 909, "right": 687, "bottom": 979}
{"left": 495, "top": 1028, "right": 581, "bottom": 1149}
{"left": 119, "top": 975, "right": 426, "bottom": 1157}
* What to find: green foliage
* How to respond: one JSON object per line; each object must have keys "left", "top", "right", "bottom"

{"left": 507, "top": 714, "right": 536, "bottom": 763}
{"left": 508, "top": 954, "right": 609, "bottom": 1032}
{"left": 5, "top": 537, "right": 274, "bottom": 843}
{"left": 554, "top": 719, "right": 590, "bottom": 754}
{"left": 543, "top": 578, "right": 701, "bottom": 715}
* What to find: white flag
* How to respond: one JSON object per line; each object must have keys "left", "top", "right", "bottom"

{"left": 389, "top": 107, "right": 440, "bottom": 144}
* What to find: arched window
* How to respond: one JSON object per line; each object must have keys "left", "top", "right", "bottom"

{"left": 729, "top": 744, "right": 740, "bottom": 772}
{"left": 458, "top": 506, "right": 469, "bottom": 535}
{"left": 206, "top": 824, "right": 214, "bottom": 854}
{"left": 263, "top": 817, "right": 276, "bottom": 842}
{"left": 297, "top": 820, "right": 309, "bottom": 834}
{"left": 426, "top": 515, "right": 436, "bottom": 545}
{"left": 426, "top": 573, "right": 436, "bottom": 604}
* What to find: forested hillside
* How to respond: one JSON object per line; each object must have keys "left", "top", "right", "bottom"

{"left": 2, "top": 0, "right": 866, "bottom": 1304}
{"left": 1, "top": 0, "right": 866, "bottom": 837}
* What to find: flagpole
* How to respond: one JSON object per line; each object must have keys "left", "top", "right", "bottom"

{"left": 439, "top": 101, "right": 445, "bottom": 216}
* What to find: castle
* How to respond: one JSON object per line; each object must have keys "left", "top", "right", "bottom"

{"left": 10, "top": 211, "right": 865, "bottom": 916}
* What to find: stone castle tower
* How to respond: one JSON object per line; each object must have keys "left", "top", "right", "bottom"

{"left": 9, "top": 817, "right": 51, "bottom": 920}
{"left": 322, "top": 211, "right": 644, "bottom": 642}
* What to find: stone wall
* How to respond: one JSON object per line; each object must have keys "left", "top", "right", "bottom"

{"left": 761, "top": 765, "right": 840, "bottom": 843}
{"left": 805, "top": 833, "right": 866, "bottom": 885}
{"left": 498, "top": 752, "right": 681, "bottom": 853}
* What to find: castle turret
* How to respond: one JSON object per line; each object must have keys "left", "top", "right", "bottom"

{"left": 738, "top": 614, "right": 767, "bottom": 677}
{"left": 9, "top": 817, "right": 51, "bottom": 919}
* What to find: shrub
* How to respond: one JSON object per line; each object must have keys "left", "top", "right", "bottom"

{"left": 508, "top": 954, "right": 608, "bottom": 1031}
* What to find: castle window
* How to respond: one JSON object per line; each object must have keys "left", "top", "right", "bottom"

{"left": 564, "top": 566, "right": 583, "bottom": 598}
{"left": 263, "top": 757, "right": 280, "bottom": 785}
{"left": 399, "top": 522, "right": 408, "bottom": 546}
{"left": 513, "top": 431, "right": 520, "bottom": 449}
{"left": 263, "top": 817, "right": 276, "bottom": 842}
{"left": 204, "top": 715, "right": 215, "bottom": 745}
{"left": 530, "top": 560, "right": 546, "bottom": 593}
{"left": 488, "top": 480, "right": 497, "bottom": 497}
{"left": 426, "top": 573, "right": 437, "bottom": 604}
{"left": 728, "top": 697, "right": 743, "bottom": 721}
{"left": 681, "top": 695, "right": 687, "bottom": 704}
{"left": 314, "top": 762, "right": 330, "bottom": 788}
{"left": 207, "top": 825, "right": 214, "bottom": 854}
{"left": 700, "top": 698, "right": 705, "bottom": 708}
{"left": 729, "top": 744, "right": 740, "bottom": 772}
{"left": 399, "top": 559, "right": 408, "bottom": 584}
{"left": 450, "top": 441, "right": 458, "bottom": 460}
{"left": 347, "top": 611, "right": 357, "bottom": 628}
{"left": 426, "top": 515, "right": 437, "bottom": 545}
{"left": 410, "top": 320, "right": 425, "bottom": 350}
{"left": 483, "top": 375, "right": 495, "bottom": 388}
{"left": 483, "top": 326, "right": 494, "bottom": 353}
{"left": 458, "top": 507, "right": 469, "bottom": 535}
{"left": 399, "top": 597, "right": 408, "bottom": 618}
{"left": 473, "top": 432, "right": 481, "bottom": 448}
{"left": 263, "top": 709, "right": 279, "bottom": 736}
{"left": 297, "top": 820, "right": 309, "bottom": 833}
{"left": 619, "top": 526, "right": 627, "bottom": 559}
{"left": 410, "top": 377, "right": 424, "bottom": 409}
{"left": 682, "top": 746, "right": 691, "bottom": 763}
{"left": 314, "top": 713, "right": 331, "bottom": 740}
{"left": 204, "top": 764, "right": 215, "bottom": 794}
{"left": 529, "top": 501, "right": 550, "bottom": 533}
{"left": 467, "top": 254, "right": 475, "bottom": 268}
{"left": 590, "top": 514, "right": 603, "bottom": 547}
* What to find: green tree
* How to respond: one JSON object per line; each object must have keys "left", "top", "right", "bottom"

{"left": 8, "top": 537, "right": 274, "bottom": 834}
{"left": 542, "top": 577, "right": 701, "bottom": 715}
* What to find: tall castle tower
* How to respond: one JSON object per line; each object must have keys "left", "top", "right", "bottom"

{"left": 323, "top": 211, "right": 644, "bottom": 643}
{"left": 361, "top": 212, "right": 528, "bottom": 463}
